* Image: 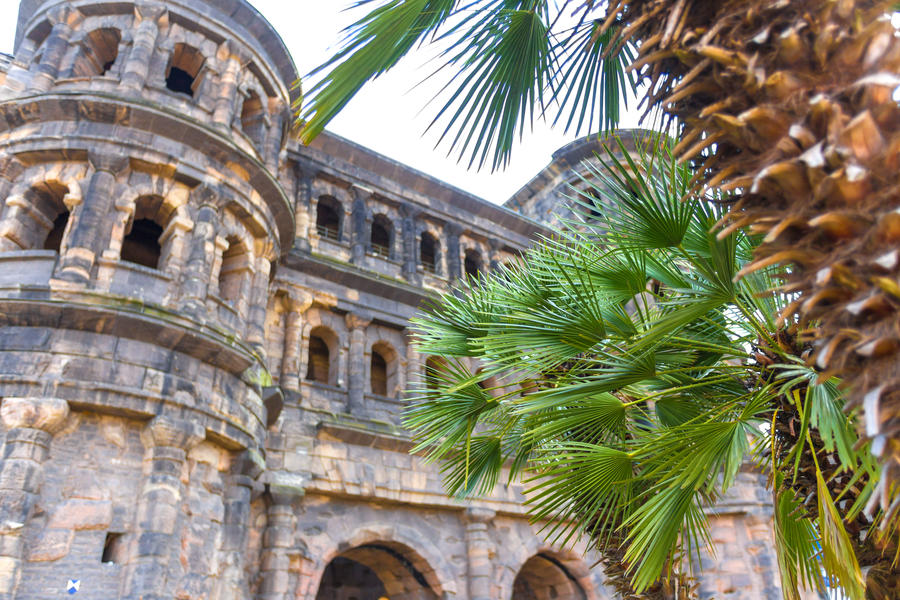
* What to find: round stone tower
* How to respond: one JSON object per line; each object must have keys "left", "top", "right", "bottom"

{"left": 0, "top": 1, "right": 296, "bottom": 598}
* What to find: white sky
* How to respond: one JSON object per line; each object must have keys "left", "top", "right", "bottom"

{"left": 0, "top": 1, "right": 645, "bottom": 205}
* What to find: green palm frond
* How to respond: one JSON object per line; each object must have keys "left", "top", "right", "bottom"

{"left": 299, "top": 1, "right": 634, "bottom": 170}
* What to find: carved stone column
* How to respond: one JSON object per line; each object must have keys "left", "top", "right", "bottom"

{"left": 280, "top": 292, "right": 313, "bottom": 392}
{"left": 293, "top": 169, "right": 312, "bottom": 252}
{"left": 489, "top": 239, "right": 503, "bottom": 272}
{"left": 57, "top": 152, "right": 129, "bottom": 284}
{"left": 0, "top": 398, "right": 69, "bottom": 600}
{"left": 400, "top": 204, "right": 420, "bottom": 284}
{"left": 122, "top": 415, "right": 204, "bottom": 600}
{"left": 345, "top": 312, "right": 371, "bottom": 415}
{"left": 27, "top": 6, "right": 83, "bottom": 92}
{"left": 121, "top": 2, "right": 167, "bottom": 91}
{"left": 404, "top": 326, "right": 422, "bottom": 394}
{"left": 214, "top": 450, "right": 263, "bottom": 600}
{"left": 446, "top": 223, "right": 462, "bottom": 281}
{"left": 212, "top": 42, "right": 244, "bottom": 128}
{"left": 256, "top": 475, "right": 304, "bottom": 600}
{"left": 350, "top": 188, "right": 368, "bottom": 265}
{"left": 464, "top": 507, "right": 496, "bottom": 600}
{"left": 246, "top": 255, "right": 271, "bottom": 353}
{"left": 180, "top": 188, "right": 219, "bottom": 317}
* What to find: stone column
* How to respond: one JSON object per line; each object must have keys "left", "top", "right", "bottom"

{"left": 400, "top": 204, "right": 420, "bottom": 284}
{"left": 350, "top": 188, "right": 368, "bottom": 265}
{"left": 464, "top": 507, "right": 496, "bottom": 600}
{"left": 212, "top": 43, "right": 244, "bottom": 128}
{"left": 280, "top": 292, "right": 313, "bottom": 392}
{"left": 446, "top": 223, "right": 462, "bottom": 281}
{"left": 256, "top": 476, "right": 304, "bottom": 600}
{"left": 122, "top": 416, "right": 204, "bottom": 600}
{"left": 404, "top": 326, "right": 422, "bottom": 394}
{"left": 180, "top": 188, "right": 219, "bottom": 317}
{"left": 27, "top": 6, "right": 82, "bottom": 92}
{"left": 57, "top": 152, "right": 129, "bottom": 284}
{"left": 245, "top": 255, "right": 270, "bottom": 350}
{"left": 488, "top": 239, "right": 503, "bottom": 272}
{"left": 293, "top": 171, "right": 312, "bottom": 252}
{"left": 120, "top": 2, "right": 167, "bottom": 91}
{"left": 345, "top": 312, "right": 371, "bottom": 415}
{"left": 214, "top": 450, "right": 263, "bottom": 600}
{"left": 0, "top": 398, "right": 69, "bottom": 600}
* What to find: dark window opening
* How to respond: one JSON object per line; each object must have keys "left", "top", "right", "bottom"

{"left": 306, "top": 335, "right": 330, "bottom": 384}
{"left": 219, "top": 237, "right": 248, "bottom": 304}
{"left": 371, "top": 351, "right": 388, "bottom": 396}
{"left": 166, "top": 43, "right": 204, "bottom": 97}
{"left": 420, "top": 233, "right": 437, "bottom": 274}
{"left": 464, "top": 250, "right": 482, "bottom": 279}
{"left": 121, "top": 218, "right": 163, "bottom": 269}
{"left": 70, "top": 28, "right": 120, "bottom": 77}
{"left": 101, "top": 532, "right": 125, "bottom": 565}
{"left": 240, "top": 92, "right": 267, "bottom": 148}
{"left": 316, "top": 197, "right": 341, "bottom": 241}
{"left": 43, "top": 211, "right": 69, "bottom": 252}
{"left": 370, "top": 217, "right": 391, "bottom": 258}
{"left": 166, "top": 66, "right": 195, "bottom": 96}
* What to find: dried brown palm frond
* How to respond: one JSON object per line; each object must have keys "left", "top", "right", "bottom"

{"left": 602, "top": 0, "right": 900, "bottom": 526}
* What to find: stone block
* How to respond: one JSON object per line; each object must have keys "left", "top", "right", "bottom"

{"left": 27, "top": 529, "right": 73, "bottom": 562}
{"left": 47, "top": 499, "right": 113, "bottom": 530}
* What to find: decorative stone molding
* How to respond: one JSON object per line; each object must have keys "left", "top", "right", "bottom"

{"left": 464, "top": 507, "right": 496, "bottom": 600}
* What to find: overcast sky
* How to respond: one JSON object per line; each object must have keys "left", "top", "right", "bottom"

{"left": 0, "top": 1, "right": 644, "bottom": 205}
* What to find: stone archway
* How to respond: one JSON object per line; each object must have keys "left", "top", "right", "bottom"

{"left": 511, "top": 552, "right": 590, "bottom": 600}
{"left": 314, "top": 541, "right": 441, "bottom": 600}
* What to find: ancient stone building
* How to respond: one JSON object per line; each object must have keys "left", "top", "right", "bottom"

{"left": 0, "top": 1, "right": 781, "bottom": 599}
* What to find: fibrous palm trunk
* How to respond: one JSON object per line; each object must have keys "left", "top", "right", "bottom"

{"left": 602, "top": 0, "right": 900, "bottom": 525}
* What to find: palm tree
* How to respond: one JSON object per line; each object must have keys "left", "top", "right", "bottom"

{"left": 297, "top": 0, "right": 900, "bottom": 523}
{"left": 404, "top": 138, "right": 896, "bottom": 598}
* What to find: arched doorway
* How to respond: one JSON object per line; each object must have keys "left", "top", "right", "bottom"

{"left": 315, "top": 542, "right": 440, "bottom": 600}
{"left": 511, "top": 553, "right": 588, "bottom": 600}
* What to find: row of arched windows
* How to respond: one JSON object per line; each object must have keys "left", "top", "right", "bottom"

{"left": 15, "top": 181, "right": 250, "bottom": 307}
{"left": 36, "top": 26, "right": 271, "bottom": 152}
{"left": 314, "top": 195, "right": 484, "bottom": 277}
{"left": 304, "top": 328, "right": 398, "bottom": 398}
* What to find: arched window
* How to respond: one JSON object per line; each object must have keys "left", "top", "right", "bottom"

{"left": 240, "top": 90, "right": 267, "bottom": 149}
{"left": 370, "top": 215, "right": 392, "bottom": 258}
{"left": 420, "top": 232, "right": 438, "bottom": 274}
{"left": 315, "top": 196, "right": 342, "bottom": 241}
{"left": 371, "top": 351, "right": 387, "bottom": 396}
{"left": 121, "top": 219, "right": 163, "bottom": 269}
{"left": 218, "top": 236, "right": 251, "bottom": 305}
{"left": 315, "top": 542, "right": 441, "bottom": 600}
{"left": 166, "top": 43, "right": 205, "bottom": 97}
{"left": 306, "top": 334, "right": 330, "bottom": 384}
{"left": 69, "top": 28, "right": 120, "bottom": 77}
{"left": 512, "top": 553, "right": 589, "bottom": 600}
{"left": 464, "top": 249, "right": 482, "bottom": 279}
{"left": 22, "top": 181, "right": 69, "bottom": 252}
{"left": 370, "top": 341, "right": 399, "bottom": 397}
{"left": 120, "top": 196, "right": 171, "bottom": 270}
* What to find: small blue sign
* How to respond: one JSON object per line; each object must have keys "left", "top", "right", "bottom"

{"left": 66, "top": 579, "right": 80, "bottom": 595}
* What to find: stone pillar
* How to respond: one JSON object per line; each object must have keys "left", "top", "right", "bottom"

{"left": 256, "top": 476, "right": 304, "bottom": 600}
{"left": 400, "top": 204, "right": 420, "bottom": 284}
{"left": 350, "top": 188, "right": 368, "bottom": 265}
{"left": 294, "top": 171, "right": 312, "bottom": 252}
{"left": 180, "top": 189, "right": 219, "bottom": 316}
{"left": 264, "top": 102, "right": 287, "bottom": 169}
{"left": 345, "top": 312, "right": 371, "bottom": 415}
{"left": 121, "top": 2, "right": 167, "bottom": 91}
{"left": 488, "top": 239, "right": 503, "bottom": 272}
{"left": 280, "top": 292, "right": 313, "bottom": 392}
{"left": 404, "top": 326, "right": 422, "bottom": 393}
{"left": 246, "top": 255, "right": 271, "bottom": 352}
{"left": 57, "top": 152, "right": 129, "bottom": 284}
{"left": 0, "top": 398, "right": 69, "bottom": 600}
{"left": 212, "top": 43, "right": 244, "bottom": 128}
{"left": 214, "top": 450, "right": 263, "bottom": 600}
{"left": 446, "top": 223, "right": 462, "bottom": 281}
{"left": 464, "top": 507, "right": 495, "bottom": 600}
{"left": 27, "top": 6, "right": 82, "bottom": 92}
{"left": 122, "top": 415, "right": 204, "bottom": 600}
